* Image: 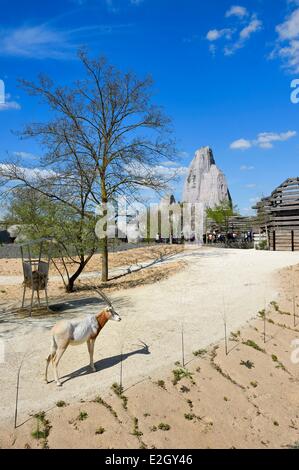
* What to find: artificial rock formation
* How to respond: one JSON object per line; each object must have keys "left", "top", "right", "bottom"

{"left": 183, "top": 146, "right": 231, "bottom": 208}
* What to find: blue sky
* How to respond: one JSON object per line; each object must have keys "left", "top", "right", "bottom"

{"left": 1, "top": 0, "right": 299, "bottom": 214}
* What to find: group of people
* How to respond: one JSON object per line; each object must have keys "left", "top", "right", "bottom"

{"left": 204, "top": 230, "right": 253, "bottom": 245}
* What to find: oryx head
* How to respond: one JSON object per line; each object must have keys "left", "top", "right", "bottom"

{"left": 105, "top": 306, "right": 122, "bottom": 322}
{"left": 95, "top": 287, "right": 122, "bottom": 322}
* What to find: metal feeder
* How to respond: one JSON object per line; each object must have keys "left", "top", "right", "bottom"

{"left": 19, "top": 238, "right": 53, "bottom": 316}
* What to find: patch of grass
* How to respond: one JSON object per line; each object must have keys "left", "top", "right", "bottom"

{"left": 210, "top": 346, "right": 246, "bottom": 390}
{"left": 93, "top": 396, "right": 119, "bottom": 421}
{"left": 270, "top": 301, "right": 291, "bottom": 316}
{"left": 193, "top": 349, "right": 207, "bottom": 358}
{"left": 184, "top": 413, "right": 196, "bottom": 421}
{"left": 144, "top": 413, "right": 150, "bottom": 418}
{"left": 95, "top": 427, "right": 105, "bottom": 435}
{"left": 132, "top": 417, "right": 143, "bottom": 438}
{"left": 111, "top": 382, "right": 128, "bottom": 410}
{"left": 31, "top": 411, "right": 51, "bottom": 443}
{"left": 151, "top": 425, "right": 157, "bottom": 432}
{"left": 31, "top": 429, "right": 48, "bottom": 440}
{"left": 258, "top": 309, "right": 266, "bottom": 319}
{"left": 56, "top": 400, "right": 67, "bottom": 408}
{"left": 156, "top": 380, "right": 166, "bottom": 390}
{"left": 243, "top": 340, "right": 265, "bottom": 353}
{"left": 230, "top": 331, "right": 241, "bottom": 342}
{"left": 111, "top": 382, "right": 124, "bottom": 396}
{"left": 270, "top": 301, "right": 279, "bottom": 312}
{"left": 286, "top": 442, "right": 299, "bottom": 449}
{"left": 271, "top": 355, "right": 288, "bottom": 373}
{"left": 187, "top": 399, "right": 193, "bottom": 409}
{"left": 78, "top": 411, "right": 88, "bottom": 421}
{"left": 240, "top": 360, "right": 255, "bottom": 370}
{"left": 158, "top": 422, "right": 171, "bottom": 431}
{"left": 172, "top": 367, "right": 195, "bottom": 385}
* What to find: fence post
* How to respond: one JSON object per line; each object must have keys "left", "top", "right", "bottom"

{"left": 292, "top": 230, "right": 295, "bottom": 252}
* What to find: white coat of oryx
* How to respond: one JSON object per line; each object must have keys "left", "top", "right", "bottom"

{"left": 45, "top": 288, "right": 121, "bottom": 386}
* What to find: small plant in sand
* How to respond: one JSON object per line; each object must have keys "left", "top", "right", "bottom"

{"left": 56, "top": 400, "right": 67, "bottom": 408}
{"left": 287, "top": 442, "right": 299, "bottom": 449}
{"left": 158, "top": 422, "right": 171, "bottom": 431}
{"left": 180, "top": 385, "right": 190, "bottom": 393}
{"left": 151, "top": 425, "right": 157, "bottom": 432}
{"left": 187, "top": 399, "right": 193, "bottom": 409}
{"left": 31, "top": 411, "right": 51, "bottom": 443}
{"left": 240, "top": 360, "right": 254, "bottom": 370}
{"left": 243, "top": 340, "right": 265, "bottom": 353}
{"left": 193, "top": 349, "right": 207, "bottom": 358}
{"left": 258, "top": 309, "right": 266, "bottom": 319}
{"left": 270, "top": 301, "right": 291, "bottom": 316}
{"left": 156, "top": 380, "right": 166, "bottom": 390}
{"left": 132, "top": 417, "right": 143, "bottom": 438}
{"left": 230, "top": 331, "right": 241, "bottom": 342}
{"left": 270, "top": 301, "right": 279, "bottom": 312}
{"left": 271, "top": 355, "right": 288, "bottom": 373}
{"left": 78, "top": 411, "right": 88, "bottom": 421}
{"left": 273, "top": 420, "right": 279, "bottom": 427}
{"left": 172, "top": 367, "right": 195, "bottom": 385}
{"left": 184, "top": 413, "right": 196, "bottom": 421}
{"left": 111, "top": 383, "right": 128, "bottom": 410}
{"left": 250, "top": 381, "right": 258, "bottom": 388}
{"left": 95, "top": 427, "right": 105, "bottom": 435}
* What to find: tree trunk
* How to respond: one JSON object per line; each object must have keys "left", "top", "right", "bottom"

{"left": 102, "top": 236, "right": 108, "bottom": 282}
{"left": 66, "top": 258, "right": 91, "bottom": 292}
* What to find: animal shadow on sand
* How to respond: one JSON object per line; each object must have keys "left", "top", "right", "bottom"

{"left": 60, "top": 341, "right": 150, "bottom": 385}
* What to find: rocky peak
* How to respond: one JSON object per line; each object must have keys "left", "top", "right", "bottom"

{"left": 183, "top": 147, "right": 231, "bottom": 208}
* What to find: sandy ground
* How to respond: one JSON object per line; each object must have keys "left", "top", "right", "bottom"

{"left": 0, "top": 245, "right": 184, "bottom": 301}
{"left": 1, "top": 246, "right": 299, "bottom": 448}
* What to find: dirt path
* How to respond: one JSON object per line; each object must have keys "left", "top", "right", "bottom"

{"left": 1, "top": 247, "right": 299, "bottom": 430}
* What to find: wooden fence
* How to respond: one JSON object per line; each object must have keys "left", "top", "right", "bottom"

{"left": 270, "top": 230, "right": 299, "bottom": 252}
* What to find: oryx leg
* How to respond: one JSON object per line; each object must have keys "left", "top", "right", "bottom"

{"left": 52, "top": 345, "right": 68, "bottom": 387}
{"left": 87, "top": 339, "right": 96, "bottom": 372}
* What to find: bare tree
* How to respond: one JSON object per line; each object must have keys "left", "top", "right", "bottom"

{"left": 0, "top": 50, "right": 175, "bottom": 281}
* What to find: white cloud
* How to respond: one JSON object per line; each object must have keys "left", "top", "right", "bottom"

{"left": 0, "top": 163, "right": 55, "bottom": 180}
{"left": 245, "top": 183, "right": 256, "bottom": 188}
{"left": 0, "top": 100, "right": 21, "bottom": 111}
{"left": 151, "top": 165, "right": 189, "bottom": 178}
{"left": 225, "top": 5, "right": 248, "bottom": 18}
{"left": 0, "top": 23, "right": 130, "bottom": 59}
{"left": 239, "top": 18, "right": 262, "bottom": 40}
{"left": 230, "top": 139, "right": 252, "bottom": 150}
{"left": 240, "top": 165, "right": 255, "bottom": 171}
{"left": 231, "top": 131, "right": 297, "bottom": 150}
{"left": 206, "top": 8, "right": 262, "bottom": 56}
{"left": 276, "top": 8, "right": 299, "bottom": 40}
{"left": 206, "top": 28, "right": 233, "bottom": 41}
{"left": 13, "top": 152, "right": 38, "bottom": 160}
{"left": 256, "top": 130, "right": 297, "bottom": 148}
{"left": 272, "top": 8, "right": 299, "bottom": 73}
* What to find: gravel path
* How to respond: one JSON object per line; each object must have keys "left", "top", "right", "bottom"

{"left": 1, "top": 247, "right": 299, "bottom": 427}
